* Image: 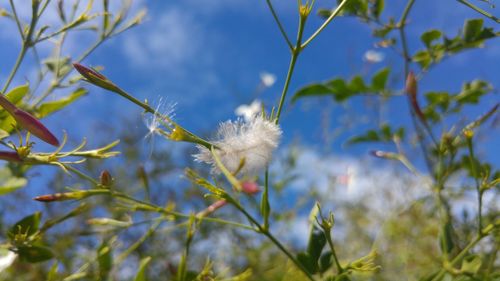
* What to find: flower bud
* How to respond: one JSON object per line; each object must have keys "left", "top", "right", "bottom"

{"left": 0, "top": 95, "right": 59, "bottom": 146}
{"left": 73, "top": 63, "right": 120, "bottom": 92}
{"left": 196, "top": 199, "right": 227, "bottom": 217}
{"left": 0, "top": 151, "right": 22, "bottom": 162}
{"left": 406, "top": 71, "right": 426, "bottom": 123}
{"left": 241, "top": 181, "right": 260, "bottom": 195}
{"left": 99, "top": 170, "right": 113, "bottom": 187}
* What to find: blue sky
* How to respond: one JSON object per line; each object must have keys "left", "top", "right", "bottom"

{"left": 0, "top": 1, "right": 498, "bottom": 217}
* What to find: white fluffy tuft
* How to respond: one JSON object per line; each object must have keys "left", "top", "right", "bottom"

{"left": 194, "top": 116, "right": 282, "bottom": 176}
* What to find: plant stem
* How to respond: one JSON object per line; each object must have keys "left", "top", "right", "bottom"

{"left": 232, "top": 202, "right": 316, "bottom": 281}
{"left": 465, "top": 136, "right": 483, "bottom": 234}
{"left": 324, "top": 230, "right": 343, "bottom": 274}
{"left": 265, "top": 0, "right": 294, "bottom": 50}
{"left": 456, "top": 0, "right": 499, "bottom": 23}
{"left": 300, "top": 0, "right": 351, "bottom": 49}
{"left": 275, "top": 12, "right": 306, "bottom": 123}
{"left": 431, "top": 233, "right": 487, "bottom": 281}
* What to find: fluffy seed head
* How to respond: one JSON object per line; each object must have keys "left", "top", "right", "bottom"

{"left": 194, "top": 116, "right": 281, "bottom": 176}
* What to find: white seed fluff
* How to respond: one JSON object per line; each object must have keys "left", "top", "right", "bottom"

{"left": 194, "top": 116, "right": 282, "bottom": 176}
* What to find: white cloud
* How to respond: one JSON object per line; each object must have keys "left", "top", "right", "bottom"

{"left": 122, "top": 8, "right": 203, "bottom": 71}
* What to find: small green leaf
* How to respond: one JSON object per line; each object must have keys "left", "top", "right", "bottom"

{"left": 98, "top": 240, "right": 113, "bottom": 280}
{"left": 306, "top": 224, "right": 326, "bottom": 270}
{"left": 319, "top": 251, "right": 333, "bottom": 273}
{"left": 37, "top": 88, "right": 87, "bottom": 118}
{"left": 134, "top": 256, "right": 152, "bottom": 281}
{"left": 413, "top": 50, "right": 432, "bottom": 69}
{"left": 421, "top": 29, "right": 442, "bottom": 48}
{"left": 0, "top": 128, "right": 9, "bottom": 139}
{"left": 455, "top": 80, "right": 492, "bottom": 104}
{"left": 461, "top": 255, "right": 482, "bottom": 274}
{"left": 463, "top": 19, "right": 483, "bottom": 42}
{"left": 17, "top": 245, "right": 54, "bottom": 263}
{"left": 47, "top": 262, "right": 59, "bottom": 281}
{"left": 8, "top": 212, "right": 41, "bottom": 240}
{"left": 292, "top": 84, "right": 334, "bottom": 103}
{"left": 297, "top": 252, "right": 315, "bottom": 274}
{"left": 371, "top": 67, "right": 390, "bottom": 91}
{"left": 5, "top": 83, "right": 29, "bottom": 105}
{"left": 348, "top": 130, "right": 381, "bottom": 144}
{"left": 439, "top": 221, "right": 455, "bottom": 255}
{"left": 0, "top": 176, "right": 27, "bottom": 196}
{"left": 373, "top": 0, "right": 384, "bottom": 18}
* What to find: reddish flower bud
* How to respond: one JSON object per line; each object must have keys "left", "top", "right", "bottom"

{"left": 196, "top": 199, "right": 227, "bottom": 217}
{"left": 241, "top": 181, "right": 260, "bottom": 195}
{"left": 0, "top": 95, "right": 59, "bottom": 146}
{"left": 0, "top": 151, "right": 22, "bottom": 162}
{"left": 406, "top": 71, "right": 426, "bottom": 123}
{"left": 73, "top": 63, "right": 120, "bottom": 92}
{"left": 99, "top": 170, "right": 113, "bottom": 187}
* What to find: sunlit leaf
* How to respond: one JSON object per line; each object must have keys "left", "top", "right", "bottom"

{"left": 17, "top": 245, "right": 54, "bottom": 263}
{"left": 37, "top": 88, "right": 88, "bottom": 118}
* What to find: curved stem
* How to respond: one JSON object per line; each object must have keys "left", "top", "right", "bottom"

{"left": 300, "top": 0, "right": 350, "bottom": 49}
{"left": 457, "top": 0, "right": 499, "bottom": 23}
{"left": 234, "top": 203, "right": 316, "bottom": 281}
{"left": 265, "top": 0, "right": 294, "bottom": 50}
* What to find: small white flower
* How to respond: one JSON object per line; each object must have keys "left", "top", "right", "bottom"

{"left": 363, "top": 50, "right": 385, "bottom": 63}
{"left": 0, "top": 250, "right": 17, "bottom": 273}
{"left": 260, "top": 72, "right": 277, "bottom": 88}
{"left": 235, "top": 100, "right": 262, "bottom": 122}
{"left": 194, "top": 116, "right": 282, "bottom": 176}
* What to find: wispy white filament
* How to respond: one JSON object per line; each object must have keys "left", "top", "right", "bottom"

{"left": 194, "top": 116, "right": 282, "bottom": 176}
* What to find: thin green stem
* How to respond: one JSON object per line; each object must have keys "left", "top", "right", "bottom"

{"left": 262, "top": 169, "right": 270, "bottom": 230}
{"left": 265, "top": 0, "right": 294, "bottom": 50}
{"left": 275, "top": 52, "right": 299, "bottom": 123}
{"left": 232, "top": 202, "right": 315, "bottom": 281}
{"left": 115, "top": 219, "right": 162, "bottom": 264}
{"left": 64, "top": 165, "right": 100, "bottom": 186}
{"left": 431, "top": 233, "right": 486, "bottom": 281}
{"left": 2, "top": 45, "right": 28, "bottom": 93}
{"left": 324, "top": 230, "right": 343, "bottom": 274}
{"left": 465, "top": 136, "right": 483, "bottom": 234}
{"left": 457, "top": 0, "right": 499, "bottom": 23}
{"left": 300, "top": 0, "right": 350, "bottom": 49}
{"left": 9, "top": 0, "right": 25, "bottom": 41}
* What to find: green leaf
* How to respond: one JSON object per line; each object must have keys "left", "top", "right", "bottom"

{"left": 0, "top": 176, "right": 28, "bottom": 196}
{"left": 5, "top": 83, "right": 29, "bottom": 105}
{"left": 413, "top": 50, "right": 432, "bottom": 69}
{"left": 134, "top": 256, "right": 152, "bottom": 281}
{"left": 461, "top": 255, "right": 482, "bottom": 274}
{"left": 439, "top": 221, "right": 455, "bottom": 255}
{"left": 47, "top": 262, "right": 59, "bottom": 281}
{"left": 454, "top": 80, "right": 492, "bottom": 104}
{"left": 37, "top": 88, "right": 88, "bottom": 118}
{"left": 44, "top": 57, "right": 71, "bottom": 76}
{"left": 296, "top": 252, "right": 315, "bottom": 275}
{"left": 421, "top": 29, "right": 442, "bottom": 48}
{"left": 425, "top": 92, "right": 451, "bottom": 111}
{"left": 463, "top": 19, "right": 483, "bottom": 42}
{"left": 373, "top": 0, "right": 384, "bottom": 18}
{"left": 98, "top": 240, "right": 113, "bottom": 280}
{"left": 306, "top": 224, "right": 326, "bottom": 271}
{"left": 8, "top": 212, "right": 41, "bottom": 240}
{"left": 17, "top": 245, "right": 54, "bottom": 263}
{"left": 292, "top": 84, "right": 334, "bottom": 103}
{"left": 348, "top": 124, "right": 404, "bottom": 144}
{"left": 371, "top": 67, "right": 390, "bottom": 91}
{"left": 319, "top": 251, "right": 333, "bottom": 273}
{"left": 0, "top": 128, "right": 9, "bottom": 139}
